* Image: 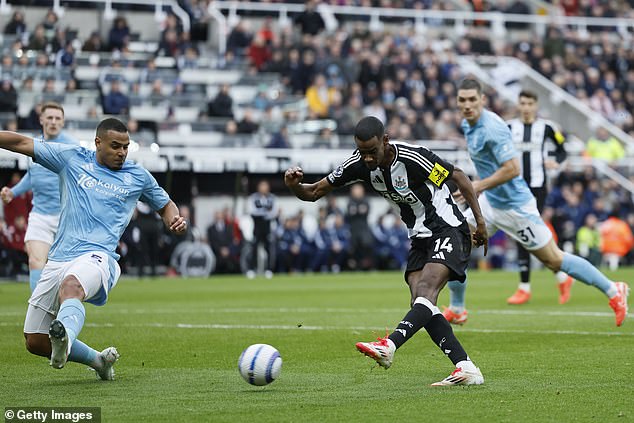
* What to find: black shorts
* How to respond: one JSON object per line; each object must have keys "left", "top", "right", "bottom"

{"left": 529, "top": 186, "right": 547, "bottom": 212}
{"left": 404, "top": 222, "right": 472, "bottom": 283}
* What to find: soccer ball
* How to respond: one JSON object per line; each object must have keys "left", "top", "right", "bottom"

{"left": 238, "top": 344, "right": 282, "bottom": 386}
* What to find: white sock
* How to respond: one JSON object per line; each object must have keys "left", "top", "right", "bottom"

{"left": 606, "top": 283, "right": 619, "bottom": 299}
{"left": 449, "top": 306, "right": 465, "bottom": 313}
{"left": 518, "top": 282, "right": 531, "bottom": 293}
{"left": 386, "top": 339, "right": 396, "bottom": 351}
{"left": 456, "top": 359, "right": 477, "bottom": 372}
{"left": 556, "top": 271, "right": 569, "bottom": 283}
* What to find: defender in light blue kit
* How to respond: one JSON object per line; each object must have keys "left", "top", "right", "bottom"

{"left": 0, "top": 118, "right": 187, "bottom": 380}
{"left": 444, "top": 78, "right": 629, "bottom": 327}
{"left": 1, "top": 103, "right": 79, "bottom": 292}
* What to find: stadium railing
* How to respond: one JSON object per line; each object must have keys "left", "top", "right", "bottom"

{"left": 208, "top": 1, "right": 634, "bottom": 46}
{"left": 0, "top": 0, "right": 190, "bottom": 33}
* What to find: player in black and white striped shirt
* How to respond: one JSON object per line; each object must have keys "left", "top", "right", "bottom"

{"left": 506, "top": 90, "right": 574, "bottom": 305}
{"left": 284, "top": 116, "right": 489, "bottom": 386}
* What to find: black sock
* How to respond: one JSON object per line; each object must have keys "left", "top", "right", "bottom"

{"left": 388, "top": 303, "right": 432, "bottom": 349}
{"left": 517, "top": 242, "right": 530, "bottom": 284}
{"left": 424, "top": 314, "right": 469, "bottom": 365}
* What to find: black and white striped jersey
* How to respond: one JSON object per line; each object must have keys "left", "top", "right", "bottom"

{"left": 326, "top": 141, "right": 464, "bottom": 239}
{"left": 507, "top": 118, "right": 567, "bottom": 189}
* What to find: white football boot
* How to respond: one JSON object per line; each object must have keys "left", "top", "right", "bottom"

{"left": 431, "top": 366, "right": 484, "bottom": 386}
{"left": 95, "top": 347, "right": 120, "bottom": 381}
{"left": 355, "top": 335, "right": 396, "bottom": 369}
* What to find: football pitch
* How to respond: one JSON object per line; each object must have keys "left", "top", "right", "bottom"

{"left": 1, "top": 269, "right": 632, "bottom": 423}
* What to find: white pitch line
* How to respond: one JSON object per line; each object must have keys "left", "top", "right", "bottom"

{"left": 0, "top": 308, "right": 632, "bottom": 318}
{"left": 0, "top": 321, "right": 632, "bottom": 336}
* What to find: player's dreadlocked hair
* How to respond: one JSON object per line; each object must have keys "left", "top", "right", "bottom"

{"left": 96, "top": 118, "right": 128, "bottom": 138}
{"left": 354, "top": 116, "right": 384, "bottom": 142}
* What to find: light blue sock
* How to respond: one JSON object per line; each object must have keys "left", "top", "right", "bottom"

{"left": 68, "top": 339, "right": 99, "bottom": 367}
{"left": 560, "top": 253, "right": 616, "bottom": 297}
{"left": 447, "top": 279, "right": 467, "bottom": 310}
{"left": 56, "top": 298, "right": 85, "bottom": 345}
{"left": 29, "top": 269, "right": 42, "bottom": 292}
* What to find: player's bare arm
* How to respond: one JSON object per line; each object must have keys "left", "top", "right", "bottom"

{"left": 284, "top": 166, "right": 335, "bottom": 202}
{"left": 0, "top": 186, "right": 14, "bottom": 203}
{"left": 0, "top": 131, "right": 35, "bottom": 157}
{"left": 158, "top": 200, "right": 187, "bottom": 234}
{"left": 471, "top": 157, "right": 520, "bottom": 194}
{"left": 451, "top": 167, "right": 488, "bottom": 255}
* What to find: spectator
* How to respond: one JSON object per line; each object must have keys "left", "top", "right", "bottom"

{"left": 346, "top": 183, "right": 373, "bottom": 270}
{"left": 237, "top": 108, "right": 259, "bottom": 134}
{"left": 177, "top": 46, "right": 200, "bottom": 69}
{"left": 0, "top": 79, "right": 18, "bottom": 115}
{"left": 294, "top": 0, "right": 325, "bottom": 36}
{"left": 207, "top": 209, "right": 242, "bottom": 274}
{"left": 226, "top": 21, "right": 252, "bottom": 56}
{"left": 108, "top": 16, "right": 130, "bottom": 51}
{"left": 102, "top": 79, "right": 130, "bottom": 115}
{"left": 305, "top": 73, "right": 338, "bottom": 118}
{"left": 55, "top": 42, "right": 75, "bottom": 68}
{"left": 127, "top": 118, "right": 156, "bottom": 146}
{"left": 247, "top": 34, "right": 271, "bottom": 71}
{"left": 207, "top": 84, "right": 234, "bottom": 118}
{"left": 267, "top": 125, "right": 290, "bottom": 149}
{"left": 600, "top": 212, "right": 634, "bottom": 270}
{"left": 27, "top": 24, "right": 48, "bottom": 51}
{"left": 41, "top": 9, "right": 58, "bottom": 38}
{"left": 585, "top": 127, "right": 625, "bottom": 163}
{"left": 157, "top": 29, "right": 181, "bottom": 58}
{"left": 19, "top": 103, "right": 42, "bottom": 130}
{"left": 82, "top": 31, "right": 104, "bottom": 52}
{"left": 3, "top": 11, "right": 26, "bottom": 35}
{"left": 313, "top": 127, "right": 339, "bottom": 149}
{"left": 223, "top": 120, "right": 239, "bottom": 137}
{"left": 276, "top": 215, "right": 310, "bottom": 273}
{"left": 576, "top": 213, "right": 602, "bottom": 266}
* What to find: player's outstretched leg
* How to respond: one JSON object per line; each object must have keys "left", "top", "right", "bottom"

{"left": 420, "top": 299, "right": 483, "bottom": 386}
{"left": 67, "top": 339, "right": 120, "bottom": 380}
{"left": 442, "top": 280, "right": 468, "bottom": 325}
{"left": 558, "top": 253, "right": 630, "bottom": 326}
{"left": 555, "top": 271, "right": 574, "bottom": 305}
{"left": 355, "top": 296, "right": 437, "bottom": 369}
{"left": 49, "top": 298, "right": 86, "bottom": 369}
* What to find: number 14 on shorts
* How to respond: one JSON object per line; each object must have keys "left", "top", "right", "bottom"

{"left": 431, "top": 237, "right": 453, "bottom": 260}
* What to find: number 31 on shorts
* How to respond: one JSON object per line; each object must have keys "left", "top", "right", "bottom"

{"left": 517, "top": 226, "right": 535, "bottom": 243}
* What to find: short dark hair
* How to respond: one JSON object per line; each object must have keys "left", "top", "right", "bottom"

{"left": 41, "top": 101, "right": 64, "bottom": 116}
{"left": 458, "top": 78, "right": 483, "bottom": 94}
{"left": 96, "top": 118, "right": 127, "bottom": 138}
{"left": 519, "top": 90, "right": 538, "bottom": 101}
{"left": 354, "top": 116, "right": 384, "bottom": 142}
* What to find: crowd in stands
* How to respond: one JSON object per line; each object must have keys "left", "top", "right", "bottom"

{"left": 1, "top": 2, "right": 634, "bottom": 275}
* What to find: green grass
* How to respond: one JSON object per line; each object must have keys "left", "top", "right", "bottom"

{"left": 1, "top": 269, "right": 633, "bottom": 422}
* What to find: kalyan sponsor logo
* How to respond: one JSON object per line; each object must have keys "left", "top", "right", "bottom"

{"left": 78, "top": 173, "right": 130, "bottom": 199}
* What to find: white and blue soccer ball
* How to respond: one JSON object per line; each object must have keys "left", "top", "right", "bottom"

{"left": 238, "top": 344, "right": 282, "bottom": 386}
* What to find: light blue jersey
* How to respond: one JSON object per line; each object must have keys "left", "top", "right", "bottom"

{"left": 11, "top": 132, "right": 79, "bottom": 215}
{"left": 33, "top": 140, "right": 170, "bottom": 261}
{"left": 461, "top": 109, "right": 533, "bottom": 210}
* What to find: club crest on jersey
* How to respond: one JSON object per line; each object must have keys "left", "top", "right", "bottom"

{"left": 394, "top": 175, "right": 407, "bottom": 191}
{"left": 333, "top": 165, "right": 344, "bottom": 178}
